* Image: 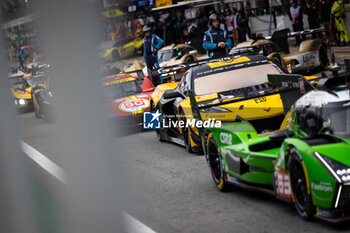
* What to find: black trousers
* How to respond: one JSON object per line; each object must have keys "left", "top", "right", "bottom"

{"left": 145, "top": 55, "right": 158, "bottom": 70}
{"left": 292, "top": 23, "right": 306, "bottom": 44}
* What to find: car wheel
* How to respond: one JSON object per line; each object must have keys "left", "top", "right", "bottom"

{"left": 34, "top": 103, "right": 41, "bottom": 118}
{"left": 151, "top": 103, "right": 164, "bottom": 142}
{"left": 208, "top": 134, "right": 230, "bottom": 192}
{"left": 180, "top": 109, "right": 194, "bottom": 153}
{"left": 318, "top": 44, "right": 329, "bottom": 70}
{"left": 185, "top": 56, "right": 194, "bottom": 63}
{"left": 32, "top": 93, "right": 41, "bottom": 118}
{"left": 288, "top": 147, "right": 315, "bottom": 220}
{"left": 111, "top": 49, "right": 120, "bottom": 61}
{"left": 183, "top": 125, "right": 195, "bottom": 153}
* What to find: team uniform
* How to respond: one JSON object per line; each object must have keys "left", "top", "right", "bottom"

{"left": 203, "top": 28, "right": 232, "bottom": 58}
{"left": 143, "top": 34, "right": 164, "bottom": 70}
{"left": 332, "top": 0, "right": 350, "bottom": 43}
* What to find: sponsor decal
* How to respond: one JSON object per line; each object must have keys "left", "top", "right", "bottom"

{"left": 302, "top": 54, "right": 316, "bottom": 66}
{"left": 143, "top": 110, "right": 161, "bottom": 129}
{"left": 298, "top": 77, "right": 305, "bottom": 93}
{"left": 103, "top": 77, "right": 135, "bottom": 86}
{"left": 119, "top": 99, "right": 149, "bottom": 112}
{"left": 275, "top": 167, "right": 292, "bottom": 199}
{"left": 137, "top": 94, "right": 149, "bottom": 98}
{"left": 207, "top": 56, "right": 251, "bottom": 68}
{"left": 254, "top": 97, "right": 267, "bottom": 103}
{"left": 220, "top": 133, "right": 232, "bottom": 145}
{"left": 143, "top": 112, "right": 222, "bottom": 129}
{"left": 162, "top": 118, "right": 221, "bottom": 128}
{"left": 311, "top": 182, "right": 333, "bottom": 192}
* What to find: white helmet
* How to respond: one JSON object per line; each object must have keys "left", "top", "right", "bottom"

{"left": 143, "top": 25, "right": 151, "bottom": 33}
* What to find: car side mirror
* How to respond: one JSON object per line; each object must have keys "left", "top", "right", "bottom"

{"left": 163, "top": 89, "right": 185, "bottom": 99}
{"left": 269, "top": 129, "right": 295, "bottom": 140}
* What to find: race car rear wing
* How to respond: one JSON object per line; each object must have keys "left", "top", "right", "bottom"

{"left": 228, "top": 46, "right": 262, "bottom": 57}
{"left": 229, "top": 28, "right": 328, "bottom": 64}
{"left": 254, "top": 28, "right": 326, "bottom": 55}
{"left": 148, "top": 56, "right": 241, "bottom": 83}
{"left": 265, "top": 28, "right": 325, "bottom": 40}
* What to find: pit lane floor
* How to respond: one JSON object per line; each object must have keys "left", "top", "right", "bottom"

{"left": 18, "top": 112, "right": 350, "bottom": 233}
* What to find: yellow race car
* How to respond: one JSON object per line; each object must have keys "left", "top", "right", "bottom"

{"left": 102, "top": 39, "right": 143, "bottom": 61}
{"left": 158, "top": 43, "right": 201, "bottom": 67}
{"left": 149, "top": 55, "right": 318, "bottom": 153}
{"left": 10, "top": 65, "right": 49, "bottom": 112}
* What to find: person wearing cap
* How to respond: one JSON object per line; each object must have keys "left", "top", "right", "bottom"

{"left": 203, "top": 14, "right": 232, "bottom": 58}
{"left": 184, "top": 19, "right": 198, "bottom": 41}
{"left": 289, "top": 0, "right": 305, "bottom": 45}
{"left": 143, "top": 25, "right": 164, "bottom": 81}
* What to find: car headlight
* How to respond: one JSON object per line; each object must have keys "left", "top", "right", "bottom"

{"left": 15, "top": 99, "right": 26, "bottom": 105}
{"left": 200, "top": 106, "right": 231, "bottom": 113}
{"left": 314, "top": 152, "right": 350, "bottom": 183}
{"left": 18, "top": 99, "right": 26, "bottom": 105}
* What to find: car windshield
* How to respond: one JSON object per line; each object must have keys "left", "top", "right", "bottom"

{"left": 27, "top": 75, "right": 48, "bottom": 87}
{"left": 103, "top": 80, "right": 142, "bottom": 99}
{"left": 158, "top": 50, "right": 177, "bottom": 63}
{"left": 194, "top": 63, "right": 282, "bottom": 96}
{"left": 321, "top": 101, "right": 350, "bottom": 139}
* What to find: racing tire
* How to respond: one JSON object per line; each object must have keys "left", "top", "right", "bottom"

{"left": 318, "top": 44, "right": 329, "bottom": 70}
{"left": 207, "top": 134, "right": 230, "bottom": 192}
{"left": 111, "top": 49, "right": 120, "bottom": 61}
{"left": 34, "top": 105, "right": 41, "bottom": 118}
{"left": 151, "top": 103, "right": 164, "bottom": 142}
{"left": 183, "top": 125, "right": 195, "bottom": 153}
{"left": 32, "top": 92, "right": 41, "bottom": 119}
{"left": 185, "top": 56, "right": 194, "bottom": 64}
{"left": 288, "top": 147, "right": 315, "bottom": 220}
{"left": 180, "top": 109, "right": 194, "bottom": 153}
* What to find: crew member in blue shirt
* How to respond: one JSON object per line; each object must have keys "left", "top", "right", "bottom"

{"left": 203, "top": 14, "right": 232, "bottom": 58}
{"left": 143, "top": 25, "right": 164, "bottom": 84}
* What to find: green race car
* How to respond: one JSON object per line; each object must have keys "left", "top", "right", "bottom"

{"left": 189, "top": 72, "right": 350, "bottom": 223}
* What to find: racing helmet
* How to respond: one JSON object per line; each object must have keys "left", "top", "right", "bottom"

{"left": 292, "top": 89, "right": 350, "bottom": 138}
{"left": 208, "top": 14, "right": 219, "bottom": 25}
{"left": 143, "top": 25, "right": 151, "bottom": 33}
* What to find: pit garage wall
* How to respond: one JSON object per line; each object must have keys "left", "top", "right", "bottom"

{"left": 250, "top": 4, "right": 350, "bottom": 38}
{"left": 249, "top": 14, "right": 309, "bottom": 38}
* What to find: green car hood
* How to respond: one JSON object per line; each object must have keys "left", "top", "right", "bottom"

{"left": 312, "top": 141, "right": 350, "bottom": 167}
